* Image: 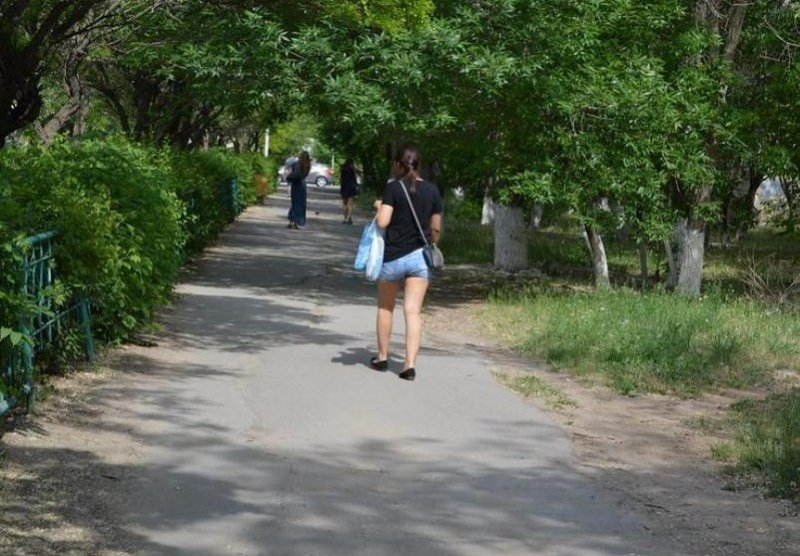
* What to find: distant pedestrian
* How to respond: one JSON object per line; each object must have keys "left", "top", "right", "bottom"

{"left": 370, "top": 144, "right": 443, "bottom": 381}
{"left": 287, "top": 151, "right": 311, "bottom": 230}
{"left": 340, "top": 158, "right": 359, "bottom": 225}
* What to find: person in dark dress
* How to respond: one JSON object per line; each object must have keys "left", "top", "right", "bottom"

{"left": 370, "top": 144, "right": 443, "bottom": 381}
{"left": 339, "top": 158, "right": 359, "bottom": 224}
{"left": 286, "top": 151, "right": 311, "bottom": 229}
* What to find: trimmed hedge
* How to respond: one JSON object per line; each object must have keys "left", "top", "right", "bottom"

{"left": 0, "top": 138, "right": 275, "bottom": 354}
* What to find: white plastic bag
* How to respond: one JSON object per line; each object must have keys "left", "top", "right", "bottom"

{"left": 364, "top": 223, "right": 385, "bottom": 281}
{"left": 354, "top": 219, "right": 376, "bottom": 270}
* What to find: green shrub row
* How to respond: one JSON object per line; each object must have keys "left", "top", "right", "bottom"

{"left": 0, "top": 138, "right": 276, "bottom": 360}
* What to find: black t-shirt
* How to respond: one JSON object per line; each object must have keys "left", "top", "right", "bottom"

{"left": 340, "top": 165, "right": 358, "bottom": 196}
{"left": 381, "top": 179, "right": 443, "bottom": 262}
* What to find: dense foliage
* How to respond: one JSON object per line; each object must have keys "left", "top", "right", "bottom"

{"left": 1, "top": 0, "right": 799, "bottom": 498}
{"left": 291, "top": 0, "right": 799, "bottom": 293}
{"left": 0, "top": 138, "right": 271, "bottom": 347}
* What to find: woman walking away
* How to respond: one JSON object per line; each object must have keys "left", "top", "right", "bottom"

{"left": 287, "top": 151, "right": 311, "bottom": 229}
{"left": 340, "top": 158, "right": 359, "bottom": 225}
{"left": 371, "top": 144, "right": 443, "bottom": 381}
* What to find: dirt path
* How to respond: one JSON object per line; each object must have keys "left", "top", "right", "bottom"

{"left": 1, "top": 187, "right": 679, "bottom": 556}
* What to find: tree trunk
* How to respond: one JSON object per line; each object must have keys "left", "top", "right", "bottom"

{"left": 481, "top": 193, "right": 495, "bottom": 225}
{"left": 781, "top": 179, "right": 798, "bottom": 233}
{"left": 583, "top": 224, "right": 611, "bottom": 290}
{"left": 71, "top": 92, "right": 90, "bottom": 137}
{"left": 494, "top": 203, "right": 528, "bottom": 271}
{"left": 529, "top": 204, "right": 543, "bottom": 230}
{"left": 676, "top": 218, "right": 706, "bottom": 296}
{"left": 133, "top": 74, "right": 157, "bottom": 141}
{"left": 664, "top": 238, "right": 678, "bottom": 289}
{"left": 675, "top": 2, "right": 749, "bottom": 293}
{"left": 665, "top": 219, "right": 688, "bottom": 290}
{"left": 35, "top": 86, "right": 80, "bottom": 146}
{"left": 0, "top": 72, "right": 42, "bottom": 148}
{"left": 35, "top": 34, "right": 93, "bottom": 146}
{"left": 638, "top": 241, "right": 648, "bottom": 289}
{"left": 737, "top": 168, "right": 762, "bottom": 240}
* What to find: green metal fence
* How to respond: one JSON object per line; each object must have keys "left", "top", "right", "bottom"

{"left": 0, "top": 231, "right": 94, "bottom": 417}
{"left": 222, "top": 178, "right": 240, "bottom": 221}
{"left": 0, "top": 180, "right": 240, "bottom": 417}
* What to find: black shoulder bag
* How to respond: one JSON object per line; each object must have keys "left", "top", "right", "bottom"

{"left": 398, "top": 179, "right": 444, "bottom": 270}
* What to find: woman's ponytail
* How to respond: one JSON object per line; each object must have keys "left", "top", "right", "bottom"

{"left": 393, "top": 144, "right": 421, "bottom": 190}
{"left": 298, "top": 151, "right": 311, "bottom": 178}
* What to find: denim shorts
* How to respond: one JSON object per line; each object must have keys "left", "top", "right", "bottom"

{"left": 378, "top": 248, "right": 430, "bottom": 282}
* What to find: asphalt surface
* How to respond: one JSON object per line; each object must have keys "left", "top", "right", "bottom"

{"left": 107, "top": 185, "right": 670, "bottom": 555}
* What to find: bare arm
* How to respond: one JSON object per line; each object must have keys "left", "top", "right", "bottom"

{"left": 430, "top": 213, "right": 442, "bottom": 244}
{"left": 374, "top": 200, "right": 394, "bottom": 229}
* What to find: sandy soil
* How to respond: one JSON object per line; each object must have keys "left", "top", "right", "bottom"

{"left": 0, "top": 363, "right": 140, "bottom": 555}
{"left": 425, "top": 281, "right": 800, "bottom": 556}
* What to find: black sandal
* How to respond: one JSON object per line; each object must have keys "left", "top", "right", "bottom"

{"left": 370, "top": 357, "right": 388, "bottom": 371}
{"left": 399, "top": 368, "right": 416, "bottom": 381}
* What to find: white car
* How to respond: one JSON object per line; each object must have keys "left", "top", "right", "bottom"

{"left": 278, "top": 159, "right": 334, "bottom": 187}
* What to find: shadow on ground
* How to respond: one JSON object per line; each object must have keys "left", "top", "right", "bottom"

{"left": 0, "top": 187, "right": 684, "bottom": 556}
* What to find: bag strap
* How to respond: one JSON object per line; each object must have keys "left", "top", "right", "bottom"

{"left": 397, "top": 178, "right": 430, "bottom": 247}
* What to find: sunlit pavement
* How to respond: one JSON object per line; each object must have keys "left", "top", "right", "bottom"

{"left": 103, "top": 187, "right": 673, "bottom": 556}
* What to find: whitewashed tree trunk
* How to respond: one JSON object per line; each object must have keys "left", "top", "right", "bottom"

{"left": 481, "top": 194, "right": 496, "bottom": 225}
{"left": 583, "top": 224, "right": 610, "bottom": 290}
{"left": 665, "top": 219, "right": 687, "bottom": 290}
{"left": 494, "top": 204, "right": 528, "bottom": 271}
{"left": 528, "top": 204, "right": 543, "bottom": 230}
{"left": 676, "top": 220, "right": 706, "bottom": 296}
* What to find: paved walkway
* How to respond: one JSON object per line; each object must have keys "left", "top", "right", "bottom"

{"left": 101, "top": 186, "right": 668, "bottom": 555}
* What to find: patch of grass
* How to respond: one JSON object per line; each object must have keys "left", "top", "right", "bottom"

{"left": 720, "top": 389, "right": 800, "bottom": 499}
{"left": 529, "top": 232, "right": 590, "bottom": 271}
{"left": 482, "top": 287, "right": 800, "bottom": 397}
{"left": 439, "top": 220, "right": 493, "bottom": 264}
{"left": 494, "top": 371, "right": 577, "bottom": 410}
{"left": 32, "top": 382, "right": 56, "bottom": 406}
{"left": 711, "top": 442, "right": 735, "bottom": 463}
{"left": 683, "top": 415, "right": 725, "bottom": 434}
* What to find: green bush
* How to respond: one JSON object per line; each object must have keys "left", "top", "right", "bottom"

{"left": 239, "top": 152, "right": 278, "bottom": 194}
{"left": 170, "top": 149, "right": 270, "bottom": 254}
{"left": 0, "top": 138, "right": 184, "bottom": 340}
{"left": 445, "top": 194, "right": 482, "bottom": 222}
{"left": 0, "top": 139, "right": 266, "bottom": 351}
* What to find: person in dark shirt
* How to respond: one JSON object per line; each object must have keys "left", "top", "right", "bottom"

{"left": 370, "top": 144, "right": 443, "bottom": 381}
{"left": 339, "top": 158, "right": 359, "bottom": 225}
{"left": 286, "top": 151, "right": 311, "bottom": 229}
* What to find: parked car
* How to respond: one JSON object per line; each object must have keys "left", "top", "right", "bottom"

{"left": 278, "top": 158, "right": 334, "bottom": 187}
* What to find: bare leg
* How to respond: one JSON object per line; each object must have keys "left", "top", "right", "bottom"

{"left": 342, "top": 198, "right": 348, "bottom": 220}
{"left": 376, "top": 281, "right": 400, "bottom": 360}
{"left": 402, "top": 277, "right": 429, "bottom": 370}
{"left": 345, "top": 197, "right": 354, "bottom": 221}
